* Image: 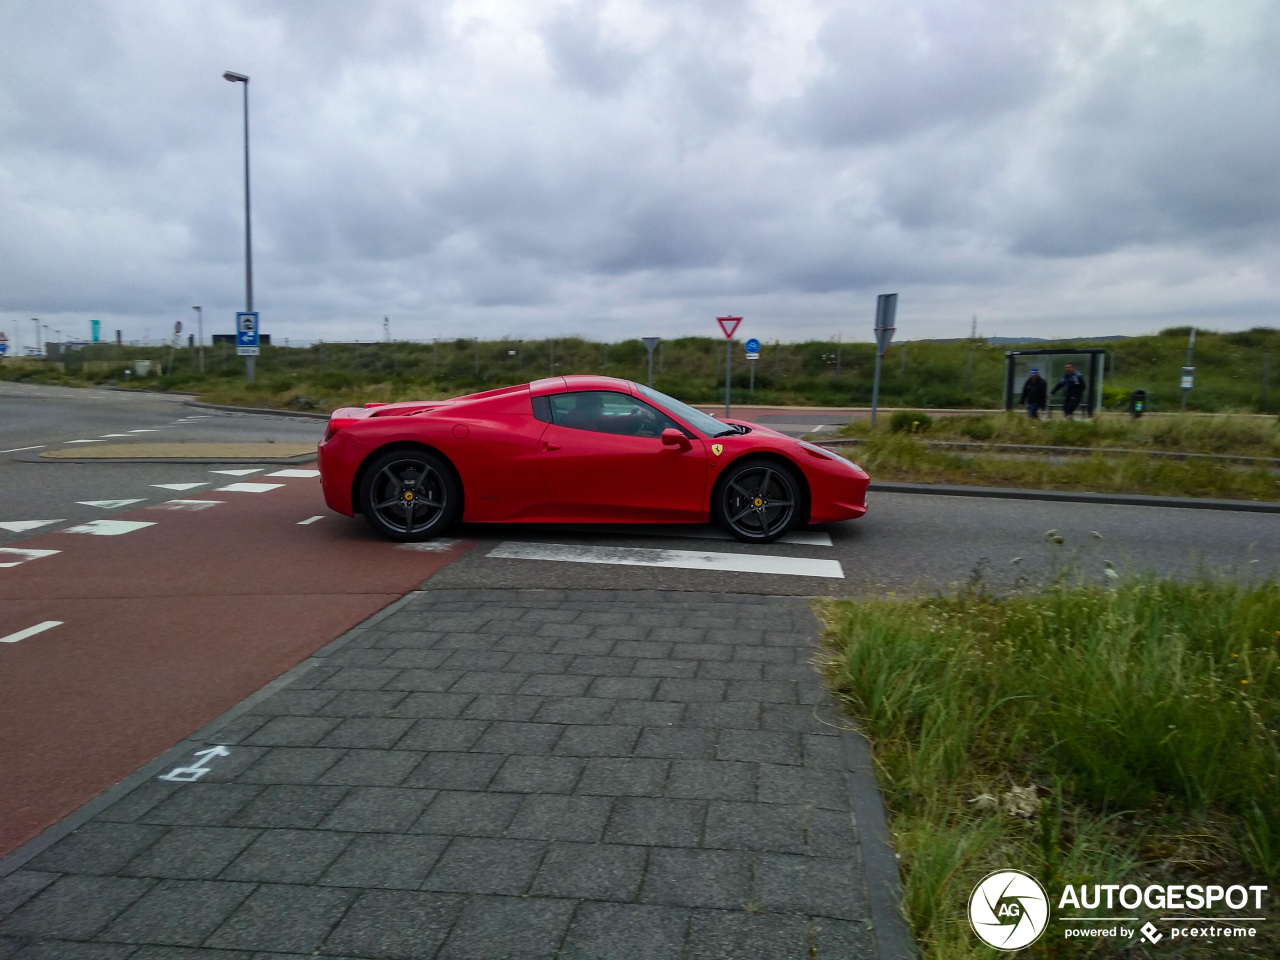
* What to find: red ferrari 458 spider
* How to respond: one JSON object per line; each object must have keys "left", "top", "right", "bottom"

{"left": 318, "top": 376, "right": 869, "bottom": 543}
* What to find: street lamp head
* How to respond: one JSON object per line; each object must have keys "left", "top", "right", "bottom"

{"left": 223, "top": 71, "right": 249, "bottom": 83}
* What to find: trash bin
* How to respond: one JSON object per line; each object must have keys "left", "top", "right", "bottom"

{"left": 1129, "top": 389, "right": 1147, "bottom": 418}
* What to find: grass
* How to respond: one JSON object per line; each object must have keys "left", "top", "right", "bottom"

{"left": 818, "top": 573, "right": 1280, "bottom": 958}
{"left": 6, "top": 325, "right": 1279, "bottom": 413}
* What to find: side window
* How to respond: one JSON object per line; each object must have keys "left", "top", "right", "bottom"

{"left": 531, "top": 395, "right": 553, "bottom": 423}
{"left": 548, "top": 391, "right": 674, "bottom": 438}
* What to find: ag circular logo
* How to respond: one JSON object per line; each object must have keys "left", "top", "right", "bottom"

{"left": 968, "top": 869, "right": 1050, "bottom": 951}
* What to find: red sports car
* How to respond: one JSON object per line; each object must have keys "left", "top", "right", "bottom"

{"left": 318, "top": 376, "right": 869, "bottom": 543}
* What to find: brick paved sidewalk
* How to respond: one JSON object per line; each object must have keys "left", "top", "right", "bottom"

{"left": 0, "top": 589, "right": 880, "bottom": 959}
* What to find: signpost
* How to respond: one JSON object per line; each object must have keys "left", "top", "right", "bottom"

{"left": 871, "top": 294, "right": 898, "bottom": 427}
{"left": 642, "top": 337, "right": 660, "bottom": 388}
{"left": 90, "top": 319, "right": 100, "bottom": 343}
{"left": 1181, "top": 328, "right": 1196, "bottom": 413}
{"left": 745, "top": 337, "right": 760, "bottom": 394}
{"left": 717, "top": 316, "right": 742, "bottom": 417}
{"left": 236, "top": 312, "right": 260, "bottom": 357}
{"left": 0, "top": 332, "right": 8, "bottom": 358}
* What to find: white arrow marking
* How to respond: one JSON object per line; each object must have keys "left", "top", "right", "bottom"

{"left": 62, "top": 520, "right": 156, "bottom": 536}
{"left": 210, "top": 469, "right": 262, "bottom": 476}
{"left": 0, "top": 548, "right": 61, "bottom": 568}
{"left": 151, "top": 482, "right": 209, "bottom": 491}
{"left": 78, "top": 499, "right": 146, "bottom": 509}
{"left": 148, "top": 499, "right": 223, "bottom": 512}
{"left": 298, "top": 516, "right": 325, "bottom": 525}
{"left": 1, "top": 621, "right": 63, "bottom": 644}
{"left": 0, "top": 520, "right": 64, "bottom": 533}
{"left": 266, "top": 469, "right": 321, "bottom": 478}
{"left": 159, "top": 745, "right": 230, "bottom": 781}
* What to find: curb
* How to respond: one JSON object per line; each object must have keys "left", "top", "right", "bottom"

{"left": 184, "top": 399, "right": 331, "bottom": 420}
{"left": 869, "top": 481, "right": 1280, "bottom": 513}
{"left": 842, "top": 727, "right": 918, "bottom": 960}
{"left": 820, "top": 437, "right": 1280, "bottom": 468}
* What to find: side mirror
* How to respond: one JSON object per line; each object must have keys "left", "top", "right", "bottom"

{"left": 661, "top": 428, "right": 690, "bottom": 448}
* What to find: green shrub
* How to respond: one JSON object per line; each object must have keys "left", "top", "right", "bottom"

{"left": 890, "top": 410, "right": 933, "bottom": 433}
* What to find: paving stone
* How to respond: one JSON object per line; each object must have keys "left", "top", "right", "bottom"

{"left": 404, "top": 752, "right": 504, "bottom": 791}
{"left": 696, "top": 661, "right": 763, "bottom": 681}
{"left": 609, "top": 701, "right": 685, "bottom": 726}
{"left": 535, "top": 622, "right": 594, "bottom": 639}
{"left": 516, "top": 674, "right": 593, "bottom": 697}
{"left": 227, "top": 785, "right": 350, "bottom": 829}
{"left": 757, "top": 765, "right": 849, "bottom": 810}
{"left": 686, "top": 909, "right": 813, "bottom": 960}
{"left": 575, "top": 759, "right": 668, "bottom": 797}
{"left": 322, "top": 890, "right": 463, "bottom": 960}
{"left": 553, "top": 725, "right": 641, "bottom": 758}
{"left": 92, "top": 781, "right": 178, "bottom": 824}
{"left": 318, "top": 750, "right": 424, "bottom": 786}
{"left": 315, "top": 690, "right": 410, "bottom": 716}
{"left": 390, "top": 692, "right": 475, "bottom": 719}
{"left": 205, "top": 884, "right": 357, "bottom": 953}
{"left": 732, "top": 646, "right": 793, "bottom": 663}
{"left": 586, "top": 676, "right": 659, "bottom": 700}
{"left": 393, "top": 718, "right": 488, "bottom": 752}
{"left": 610, "top": 640, "right": 673, "bottom": 659}
{"left": 121, "top": 827, "right": 258, "bottom": 880}
{"left": 752, "top": 854, "right": 869, "bottom": 920}
{"left": 318, "top": 717, "right": 415, "bottom": 749}
{"left": 763, "top": 663, "right": 818, "bottom": 682}
{"left": 533, "top": 697, "right": 614, "bottom": 724}
{"left": 703, "top": 801, "right": 806, "bottom": 854}
{"left": 802, "top": 734, "right": 845, "bottom": 769}
{"left": 528, "top": 842, "right": 646, "bottom": 901}
{"left": 567, "top": 656, "right": 634, "bottom": 676}
{"left": 242, "top": 716, "right": 341, "bottom": 747}
{"left": 716, "top": 730, "right": 802, "bottom": 765}
{"left": 655, "top": 679, "right": 726, "bottom": 702}
{"left": 666, "top": 761, "right": 757, "bottom": 802}
{"left": 634, "top": 727, "right": 717, "bottom": 760}
{"left": 28, "top": 822, "right": 167, "bottom": 876}
{"left": 381, "top": 669, "right": 463, "bottom": 692}
{"left": 0, "top": 872, "right": 58, "bottom": 920}
{"left": 0, "top": 876, "right": 153, "bottom": 941}
{"left": 760, "top": 704, "right": 828, "bottom": 734}
{"left": 239, "top": 748, "right": 345, "bottom": 784}
{"left": 560, "top": 902, "right": 690, "bottom": 960}
{"left": 319, "top": 787, "right": 437, "bottom": 833}
{"left": 630, "top": 659, "right": 698, "bottom": 678}
{"left": 206, "top": 713, "right": 270, "bottom": 745}
{"left": 246, "top": 689, "right": 338, "bottom": 716}
{"left": 683, "top": 702, "right": 761, "bottom": 729}
{"left": 591, "top": 624, "right": 650, "bottom": 641}
{"left": 319, "top": 834, "right": 449, "bottom": 889}
{"left": 706, "top": 627, "right": 765, "bottom": 644}
{"left": 437, "top": 895, "right": 574, "bottom": 960}
{"left": 320, "top": 667, "right": 400, "bottom": 690}
{"left": 489, "top": 756, "right": 585, "bottom": 794}
{"left": 522, "top": 608, "right": 580, "bottom": 623}
{"left": 605, "top": 798, "right": 705, "bottom": 847}
{"left": 551, "top": 639, "right": 615, "bottom": 656}
{"left": 411, "top": 791, "right": 522, "bottom": 837}
{"left": 492, "top": 636, "right": 559, "bottom": 654}
{"left": 460, "top": 694, "right": 543, "bottom": 721}
{"left": 98, "top": 879, "right": 255, "bottom": 946}
{"left": 764, "top": 631, "right": 813, "bottom": 648}
{"left": 725, "top": 680, "right": 799, "bottom": 705}
{"left": 422, "top": 838, "right": 546, "bottom": 895}
{"left": 6, "top": 942, "right": 137, "bottom": 960}
{"left": 810, "top": 917, "right": 876, "bottom": 958}
{"left": 472, "top": 721, "right": 564, "bottom": 755}
{"left": 221, "top": 829, "right": 352, "bottom": 884}
{"left": 439, "top": 650, "right": 513, "bottom": 671}
{"left": 507, "top": 795, "right": 613, "bottom": 842}
{"left": 806, "top": 808, "right": 860, "bottom": 859}
{"left": 139, "top": 783, "right": 262, "bottom": 826}
{"left": 640, "top": 849, "right": 749, "bottom": 910}
{"left": 679, "top": 643, "right": 733, "bottom": 661}
{"left": 327, "top": 647, "right": 394, "bottom": 666}
{"left": 379, "top": 649, "right": 451, "bottom": 669}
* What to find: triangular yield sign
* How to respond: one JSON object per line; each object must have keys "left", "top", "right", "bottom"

{"left": 717, "top": 316, "right": 742, "bottom": 340}
{"left": 78, "top": 499, "right": 146, "bottom": 509}
{"left": 0, "top": 520, "right": 64, "bottom": 533}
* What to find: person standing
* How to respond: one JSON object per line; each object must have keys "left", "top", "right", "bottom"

{"left": 1019, "top": 368, "right": 1048, "bottom": 419}
{"left": 1052, "top": 362, "right": 1087, "bottom": 418}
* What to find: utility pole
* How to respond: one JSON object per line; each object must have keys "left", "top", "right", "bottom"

{"left": 871, "top": 294, "right": 898, "bottom": 427}
{"left": 1181, "top": 328, "right": 1196, "bottom": 413}
{"left": 223, "top": 70, "right": 255, "bottom": 384}
{"left": 192, "top": 306, "right": 204, "bottom": 373}
{"left": 33, "top": 319, "right": 40, "bottom": 355}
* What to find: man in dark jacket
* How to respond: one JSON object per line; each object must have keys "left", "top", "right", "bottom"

{"left": 1051, "top": 362, "right": 1087, "bottom": 418}
{"left": 1019, "top": 368, "right": 1048, "bottom": 418}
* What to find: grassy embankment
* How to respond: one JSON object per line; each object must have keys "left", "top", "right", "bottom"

{"left": 820, "top": 572, "right": 1280, "bottom": 959}
{"left": 835, "top": 411, "right": 1280, "bottom": 501}
{"left": 4, "top": 326, "right": 1278, "bottom": 413}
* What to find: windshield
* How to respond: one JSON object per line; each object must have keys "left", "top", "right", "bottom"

{"left": 634, "top": 383, "right": 738, "bottom": 437}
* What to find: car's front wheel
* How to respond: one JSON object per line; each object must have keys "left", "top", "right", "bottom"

{"left": 358, "top": 448, "right": 460, "bottom": 542}
{"left": 712, "top": 458, "right": 799, "bottom": 543}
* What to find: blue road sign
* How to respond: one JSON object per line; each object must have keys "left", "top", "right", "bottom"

{"left": 236, "top": 312, "right": 260, "bottom": 356}
{"left": 0, "top": 335, "right": 8, "bottom": 357}
{"left": 744, "top": 338, "right": 760, "bottom": 354}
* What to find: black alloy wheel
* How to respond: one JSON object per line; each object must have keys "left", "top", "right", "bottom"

{"left": 714, "top": 458, "right": 799, "bottom": 543}
{"left": 358, "top": 449, "right": 460, "bottom": 542}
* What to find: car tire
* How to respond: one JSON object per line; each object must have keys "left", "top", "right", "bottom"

{"left": 358, "top": 448, "right": 461, "bottom": 542}
{"left": 712, "top": 457, "right": 800, "bottom": 544}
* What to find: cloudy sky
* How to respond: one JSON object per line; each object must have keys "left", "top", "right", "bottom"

{"left": 1, "top": 0, "right": 1277, "bottom": 348}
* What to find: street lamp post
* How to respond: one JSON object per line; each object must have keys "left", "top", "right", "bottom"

{"left": 32, "top": 319, "right": 40, "bottom": 355}
{"left": 223, "top": 70, "right": 255, "bottom": 384}
{"left": 193, "top": 306, "right": 204, "bottom": 373}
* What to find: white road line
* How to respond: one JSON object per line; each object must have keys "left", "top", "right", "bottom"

{"left": 62, "top": 519, "right": 156, "bottom": 536}
{"left": 397, "top": 539, "right": 462, "bottom": 552}
{"left": 0, "top": 548, "right": 60, "bottom": 568}
{"left": 266, "top": 469, "right": 321, "bottom": 478}
{"left": 151, "top": 482, "right": 209, "bottom": 491}
{"left": 297, "top": 515, "right": 325, "bottom": 525}
{"left": 216, "top": 482, "right": 285, "bottom": 493}
{"left": 487, "top": 542, "right": 845, "bottom": 579}
{"left": 63, "top": 439, "right": 106, "bottom": 444}
{"left": 78, "top": 499, "right": 146, "bottom": 509}
{"left": 0, "top": 520, "right": 64, "bottom": 533}
{"left": 149, "top": 500, "right": 223, "bottom": 512}
{"left": 210, "top": 468, "right": 263, "bottom": 476}
{"left": 1, "top": 445, "right": 46, "bottom": 454}
{"left": 1, "top": 621, "right": 63, "bottom": 644}
{"left": 99, "top": 433, "right": 132, "bottom": 438}
{"left": 593, "top": 525, "right": 832, "bottom": 547}
{"left": 128, "top": 429, "right": 160, "bottom": 433}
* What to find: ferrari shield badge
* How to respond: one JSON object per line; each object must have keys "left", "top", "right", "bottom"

{"left": 711, "top": 444, "right": 723, "bottom": 456}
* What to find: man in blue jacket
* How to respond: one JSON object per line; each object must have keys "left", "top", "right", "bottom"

{"left": 1019, "top": 368, "right": 1048, "bottom": 418}
{"left": 1051, "top": 362, "right": 1087, "bottom": 418}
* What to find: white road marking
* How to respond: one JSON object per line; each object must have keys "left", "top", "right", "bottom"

{"left": 78, "top": 499, "right": 146, "bottom": 509}
{"left": 396, "top": 539, "right": 463, "bottom": 552}
{"left": 128, "top": 429, "right": 160, "bottom": 433}
{"left": 151, "top": 482, "right": 209, "bottom": 491}
{"left": 216, "top": 482, "right": 285, "bottom": 493}
{"left": 149, "top": 500, "right": 223, "bottom": 512}
{"left": 593, "top": 525, "right": 832, "bottom": 547}
{"left": 0, "top": 520, "right": 64, "bottom": 533}
{"left": 158, "top": 745, "right": 230, "bottom": 782}
{"left": 298, "top": 515, "right": 325, "bottom": 525}
{"left": 0, "top": 445, "right": 45, "bottom": 454}
{"left": 63, "top": 439, "right": 106, "bottom": 444}
{"left": 210, "top": 468, "right": 262, "bottom": 476}
{"left": 0, "top": 548, "right": 61, "bottom": 568}
{"left": 266, "top": 468, "right": 321, "bottom": 478}
{"left": 1, "top": 621, "right": 63, "bottom": 644}
{"left": 62, "top": 519, "right": 156, "bottom": 536}
{"left": 99, "top": 433, "right": 132, "bottom": 438}
{"left": 487, "top": 542, "right": 845, "bottom": 579}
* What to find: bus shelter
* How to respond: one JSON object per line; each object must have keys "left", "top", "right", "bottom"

{"left": 1003, "top": 348, "right": 1106, "bottom": 417}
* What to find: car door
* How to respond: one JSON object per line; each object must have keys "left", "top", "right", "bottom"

{"left": 536, "top": 390, "right": 708, "bottom": 521}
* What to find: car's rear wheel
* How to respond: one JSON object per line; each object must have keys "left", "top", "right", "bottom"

{"left": 713, "top": 457, "right": 799, "bottom": 543}
{"left": 358, "top": 448, "right": 460, "bottom": 542}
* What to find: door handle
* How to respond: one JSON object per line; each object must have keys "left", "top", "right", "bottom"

{"left": 542, "top": 441, "right": 561, "bottom": 451}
